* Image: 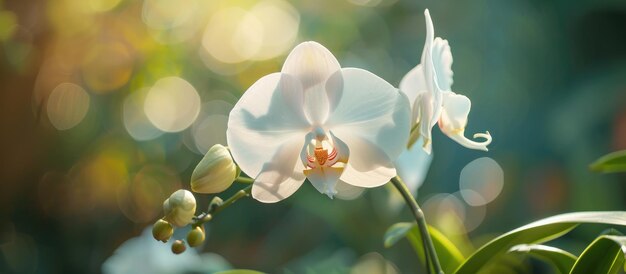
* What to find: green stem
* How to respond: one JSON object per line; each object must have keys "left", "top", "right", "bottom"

{"left": 213, "top": 184, "right": 252, "bottom": 215}
{"left": 391, "top": 176, "right": 443, "bottom": 274}
{"left": 234, "top": 176, "right": 254, "bottom": 184}
{"left": 193, "top": 177, "right": 253, "bottom": 225}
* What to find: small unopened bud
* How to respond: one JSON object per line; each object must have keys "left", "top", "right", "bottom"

{"left": 163, "top": 189, "right": 196, "bottom": 227}
{"left": 208, "top": 196, "right": 224, "bottom": 213}
{"left": 152, "top": 219, "right": 174, "bottom": 242}
{"left": 191, "top": 144, "right": 238, "bottom": 194}
{"left": 187, "top": 226, "right": 206, "bottom": 247}
{"left": 171, "top": 240, "right": 186, "bottom": 254}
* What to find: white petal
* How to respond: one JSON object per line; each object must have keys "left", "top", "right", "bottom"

{"left": 326, "top": 68, "right": 411, "bottom": 187}
{"left": 440, "top": 91, "right": 470, "bottom": 130}
{"left": 439, "top": 91, "right": 492, "bottom": 151}
{"left": 281, "top": 41, "right": 343, "bottom": 124}
{"left": 305, "top": 167, "right": 343, "bottom": 198}
{"left": 418, "top": 9, "right": 444, "bottom": 153}
{"left": 394, "top": 137, "right": 433, "bottom": 194}
{"left": 252, "top": 137, "right": 307, "bottom": 203}
{"left": 398, "top": 64, "right": 427, "bottom": 112}
{"left": 334, "top": 180, "right": 365, "bottom": 200}
{"left": 432, "top": 37, "right": 454, "bottom": 91}
{"left": 227, "top": 73, "right": 310, "bottom": 179}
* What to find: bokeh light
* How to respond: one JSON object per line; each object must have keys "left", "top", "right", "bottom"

{"left": 81, "top": 42, "right": 134, "bottom": 93}
{"left": 201, "top": 0, "right": 299, "bottom": 68}
{"left": 123, "top": 88, "right": 164, "bottom": 141}
{"left": 350, "top": 253, "right": 399, "bottom": 274}
{"left": 458, "top": 157, "right": 504, "bottom": 206}
{"left": 189, "top": 100, "right": 232, "bottom": 154}
{"left": 142, "top": 0, "right": 197, "bottom": 30}
{"left": 202, "top": 7, "right": 262, "bottom": 64}
{"left": 46, "top": 82, "right": 90, "bottom": 130}
{"left": 117, "top": 165, "right": 181, "bottom": 223}
{"left": 66, "top": 142, "right": 131, "bottom": 213}
{"left": 422, "top": 193, "right": 467, "bottom": 235}
{"left": 143, "top": 76, "right": 201, "bottom": 133}
{"left": 142, "top": 0, "right": 204, "bottom": 43}
{"left": 454, "top": 192, "right": 487, "bottom": 233}
{"left": 247, "top": 0, "right": 300, "bottom": 60}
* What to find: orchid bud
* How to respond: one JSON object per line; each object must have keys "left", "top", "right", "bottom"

{"left": 152, "top": 219, "right": 174, "bottom": 242}
{"left": 163, "top": 190, "right": 196, "bottom": 227}
{"left": 187, "top": 226, "right": 205, "bottom": 247}
{"left": 171, "top": 240, "right": 186, "bottom": 254}
{"left": 191, "top": 144, "right": 238, "bottom": 194}
{"left": 208, "top": 196, "right": 224, "bottom": 213}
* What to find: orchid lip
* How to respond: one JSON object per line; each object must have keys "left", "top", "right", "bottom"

{"left": 303, "top": 128, "right": 345, "bottom": 170}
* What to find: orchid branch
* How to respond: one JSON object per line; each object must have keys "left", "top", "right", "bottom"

{"left": 192, "top": 177, "right": 253, "bottom": 225}
{"left": 391, "top": 176, "right": 443, "bottom": 274}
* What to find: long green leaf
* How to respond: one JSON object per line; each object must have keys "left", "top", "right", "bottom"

{"left": 384, "top": 222, "right": 465, "bottom": 273}
{"left": 509, "top": 244, "right": 577, "bottom": 273}
{"left": 455, "top": 211, "right": 626, "bottom": 274}
{"left": 384, "top": 222, "right": 413, "bottom": 248}
{"left": 590, "top": 150, "right": 626, "bottom": 173}
{"left": 569, "top": 235, "right": 626, "bottom": 274}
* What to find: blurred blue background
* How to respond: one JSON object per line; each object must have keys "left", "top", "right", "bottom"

{"left": 1, "top": 0, "right": 626, "bottom": 273}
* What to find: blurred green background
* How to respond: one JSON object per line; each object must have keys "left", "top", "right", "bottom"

{"left": 1, "top": 0, "right": 626, "bottom": 273}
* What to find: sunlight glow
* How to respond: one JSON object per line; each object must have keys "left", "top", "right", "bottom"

{"left": 46, "top": 82, "right": 90, "bottom": 130}
{"left": 459, "top": 157, "right": 504, "bottom": 206}
{"left": 144, "top": 77, "right": 201, "bottom": 133}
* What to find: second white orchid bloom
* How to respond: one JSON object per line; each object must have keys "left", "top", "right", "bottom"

{"left": 400, "top": 9, "right": 492, "bottom": 154}
{"left": 227, "top": 41, "right": 410, "bottom": 203}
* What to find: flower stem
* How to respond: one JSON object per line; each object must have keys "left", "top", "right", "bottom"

{"left": 212, "top": 183, "right": 252, "bottom": 215}
{"left": 390, "top": 176, "right": 443, "bottom": 274}
{"left": 193, "top": 177, "right": 253, "bottom": 225}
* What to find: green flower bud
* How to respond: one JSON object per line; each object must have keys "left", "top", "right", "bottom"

{"left": 171, "top": 240, "right": 186, "bottom": 254}
{"left": 152, "top": 219, "right": 174, "bottom": 242}
{"left": 187, "top": 226, "right": 205, "bottom": 247}
{"left": 208, "top": 196, "right": 224, "bottom": 213}
{"left": 191, "top": 144, "right": 238, "bottom": 194}
{"left": 163, "top": 189, "right": 196, "bottom": 227}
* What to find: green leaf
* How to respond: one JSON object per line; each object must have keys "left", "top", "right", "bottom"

{"left": 508, "top": 244, "right": 577, "bottom": 273}
{"left": 384, "top": 222, "right": 413, "bottom": 248}
{"left": 590, "top": 150, "right": 626, "bottom": 173}
{"left": 570, "top": 235, "right": 626, "bottom": 274}
{"left": 384, "top": 222, "right": 465, "bottom": 273}
{"left": 455, "top": 211, "right": 626, "bottom": 274}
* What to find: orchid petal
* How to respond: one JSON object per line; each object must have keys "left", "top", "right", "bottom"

{"left": 334, "top": 180, "right": 365, "bottom": 200}
{"left": 227, "top": 73, "right": 310, "bottom": 180}
{"left": 418, "top": 9, "right": 443, "bottom": 154}
{"left": 327, "top": 68, "right": 411, "bottom": 187}
{"left": 432, "top": 37, "right": 454, "bottom": 91}
{"left": 399, "top": 64, "right": 427, "bottom": 113}
{"left": 252, "top": 137, "right": 307, "bottom": 203}
{"left": 399, "top": 67, "right": 426, "bottom": 148}
{"left": 281, "top": 41, "right": 343, "bottom": 125}
{"left": 394, "top": 137, "right": 433, "bottom": 194}
{"left": 304, "top": 167, "right": 343, "bottom": 199}
{"left": 439, "top": 91, "right": 492, "bottom": 151}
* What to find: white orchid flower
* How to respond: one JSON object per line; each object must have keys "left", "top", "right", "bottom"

{"left": 400, "top": 9, "right": 491, "bottom": 154}
{"left": 227, "top": 41, "right": 411, "bottom": 203}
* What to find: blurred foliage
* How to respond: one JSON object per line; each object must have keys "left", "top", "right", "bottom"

{"left": 590, "top": 150, "right": 626, "bottom": 173}
{"left": 0, "top": 0, "right": 626, "bottom": 273}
